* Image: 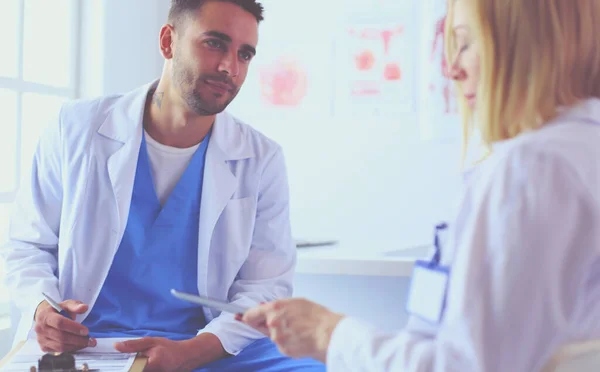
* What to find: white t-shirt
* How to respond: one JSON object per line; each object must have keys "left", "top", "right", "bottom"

{"left": 144, "top": 131, "right": 200, "bottom": 206}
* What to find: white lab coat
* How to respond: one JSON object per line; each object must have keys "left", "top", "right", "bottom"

{"left": 327, "top": 98, "right": 600, "bottom": 372}
{"left": 1, "top": 81, "right": 296, "bottom": 354}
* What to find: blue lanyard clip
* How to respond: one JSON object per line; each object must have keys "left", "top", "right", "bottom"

{"left": 430, "top": 222, "right": 448, "bottom": 266}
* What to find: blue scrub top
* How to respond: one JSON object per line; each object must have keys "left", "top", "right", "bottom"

{"left": 83, "top": 132, "right": 210, "bottom": 340}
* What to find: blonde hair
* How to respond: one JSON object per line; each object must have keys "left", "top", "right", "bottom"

{"left": 444, "top": 1, "right": 484, "bottom": 164}
{"left": 446, "top": 0, "right": 600, "bottom": 147}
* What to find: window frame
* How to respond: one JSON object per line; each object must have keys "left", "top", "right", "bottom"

{"left": 0, "top": 0, "right": 81, "bottom": 202}
{"left": 0, "top": 0, "right": 82, "bottom": 314}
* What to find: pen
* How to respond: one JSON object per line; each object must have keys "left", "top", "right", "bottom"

{"left": 42, "top": 292, "right": 71, "bottom": 319}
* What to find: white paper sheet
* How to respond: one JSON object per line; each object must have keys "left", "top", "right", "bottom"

{"left": 1, "top": 338, "right": 137, "bottom": 372}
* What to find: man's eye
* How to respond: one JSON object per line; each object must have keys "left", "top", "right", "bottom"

{"left": 206, "top": 39, "right": 224, "bottom": 49}
{"left": 239, "top": 51, "right": 253, "bottom": 61}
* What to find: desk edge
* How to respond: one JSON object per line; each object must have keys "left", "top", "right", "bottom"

{"left": 295, "top": 257, "right": 415, "bottom": 277}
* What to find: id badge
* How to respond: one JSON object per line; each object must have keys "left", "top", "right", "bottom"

{"left": 406, "top": 260, "right": 450, "bottom": 324}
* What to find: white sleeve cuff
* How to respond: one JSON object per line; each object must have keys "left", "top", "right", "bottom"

{"left": 197, "top": 315, "right": 264, "bottom": 356}
{"left": 327, "top": 317, "right": 376, "bottom": 371}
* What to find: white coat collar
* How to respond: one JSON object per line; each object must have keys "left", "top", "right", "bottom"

{"left": 554, "top": 97, "right": 600, "bottom": 125}
{"left": 97, "top": 79, "right": 256, "bottom": 161}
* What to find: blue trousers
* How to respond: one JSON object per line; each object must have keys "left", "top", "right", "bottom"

{"left": 196, "top": 338, "right": 326, "bottom": 372}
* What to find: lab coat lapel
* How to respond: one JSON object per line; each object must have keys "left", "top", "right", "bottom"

{"left": 98, "top": 82, "right": 154, "bottom": 244}
{"left": 106, "top": 137, "right": 142, "bottom": 237}
{"left": 197, "top": 112, "right": 253, "bottom": 296}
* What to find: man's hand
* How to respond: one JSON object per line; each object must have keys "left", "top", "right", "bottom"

{"left": 34, "top": 300, "right": 97, "bottom": 352}
{"left": 114, "top": 334, "right": 228, "bottom": 372}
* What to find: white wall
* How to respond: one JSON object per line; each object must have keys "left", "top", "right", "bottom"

{"left": 80, "top": 0, "right": 169, "bottom": 98}
{"left": 226, "top": 0, "right": 463, "bottom": 250}
{"left": 294, "top": 274, "right": 411, "bottom": 330}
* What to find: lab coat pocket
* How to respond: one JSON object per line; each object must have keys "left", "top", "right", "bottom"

{"left": 213, "top": 197, "right": 256, "bottom": 265}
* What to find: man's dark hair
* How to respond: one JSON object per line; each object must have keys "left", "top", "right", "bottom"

{"left": 168, "top": 0, "right": 264, "bottom": 26}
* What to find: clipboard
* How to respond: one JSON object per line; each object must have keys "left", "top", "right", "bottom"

{"left": 0, "top": 341, "right": 148, "bottom": 371}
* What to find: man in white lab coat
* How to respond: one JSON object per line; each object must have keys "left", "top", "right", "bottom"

{"left": 2, "top": 1, "right": 324, "bottom": 371}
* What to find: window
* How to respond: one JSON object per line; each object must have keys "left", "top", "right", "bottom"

{"left": 0, "top": 0, "right": 80, "bottom": 316}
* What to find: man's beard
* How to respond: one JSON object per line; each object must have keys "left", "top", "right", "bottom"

{"left": 172, "top": 56, "right": 238, "bottom": 116}
{"left": 186, "top": 85, "right": 237, "bottom": 116}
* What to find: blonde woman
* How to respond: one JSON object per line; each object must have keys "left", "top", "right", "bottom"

{"left": 237, "top": 0, "right": 600, "bottom": 370}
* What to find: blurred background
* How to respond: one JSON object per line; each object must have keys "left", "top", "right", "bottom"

{"left": 0, "top": 0, "right": 463, "bottom": 357}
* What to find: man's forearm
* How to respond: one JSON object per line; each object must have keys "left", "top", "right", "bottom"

{"left": 180, "top": 332, "right": 230, "bottom": 369}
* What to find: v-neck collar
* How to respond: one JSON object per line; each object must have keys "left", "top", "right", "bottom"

{"left": 138, "top": 131, "right": 211, "bottom": 226}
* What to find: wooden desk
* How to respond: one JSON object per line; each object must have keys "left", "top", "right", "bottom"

{"left": 0, "top": 341, "right": 148, "bottom": 371}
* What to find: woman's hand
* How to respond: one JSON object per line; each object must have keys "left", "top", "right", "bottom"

{"left": 237, "top": 298, "right": 345, "bottom": 362}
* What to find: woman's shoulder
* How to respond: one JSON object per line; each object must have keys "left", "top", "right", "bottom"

{"left": 466, "top": 106, "right": 598, "bottom": 187}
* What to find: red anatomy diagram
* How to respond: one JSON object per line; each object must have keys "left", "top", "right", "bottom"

{"left": 429, "top": 16, "right": 456, "bottom": 114}
{"left": 348, "top": 25, "right": 404, "bottom": 96}
{"left": 259, "top": 57, "right": 308, "bottom": 107}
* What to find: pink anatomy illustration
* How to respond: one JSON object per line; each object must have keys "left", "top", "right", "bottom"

{"left": 355, "top": 50, "right": 375, "bottom": 71}
{"left": 349, "top": 25, "right": 404, "bottom": 96}
{"left": 259, "top": 57, "right": 308, "bottom": 107}
{"left": 429, "top": 16, "right": 455, "bottom": 114}
{"left": 338, "top": 20, "right": 415, "bottom": 115}
{"left": 384, "top": 63, "right": 402, "bottom": 81}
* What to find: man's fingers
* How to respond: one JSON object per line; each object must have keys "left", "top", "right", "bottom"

{"left": 143, "top": 356, "right": 161, "bottom": 372}
{"left": 44, "top": 312, "right": 90, "bottom": 337}
{"left": 114, "top": 337, "right": 156, "bottom": 353}
{"left": 38, "top": 335, "right": 86, "bottom": 353}
{"left": 60, "top": 300, "right": 89, "bottom": 315}
{"left": 42, "top": 325, "right": 94, "bottom": 350}
{"left": 38, "top": 336, "right": 63, "bottom": 353}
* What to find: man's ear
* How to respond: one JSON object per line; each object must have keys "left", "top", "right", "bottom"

{"left": 159, "top": 24, "right": 176, "bottom": 59}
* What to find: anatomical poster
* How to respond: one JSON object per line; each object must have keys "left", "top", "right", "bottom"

{"left": 230, "top": 38, "right": 335, "bottom": 120}
{"left": 419, "top": 0, "right": 462, "bottom": 142}
{"left": 333, "top": 20, "right": 417, "bottom": 118}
